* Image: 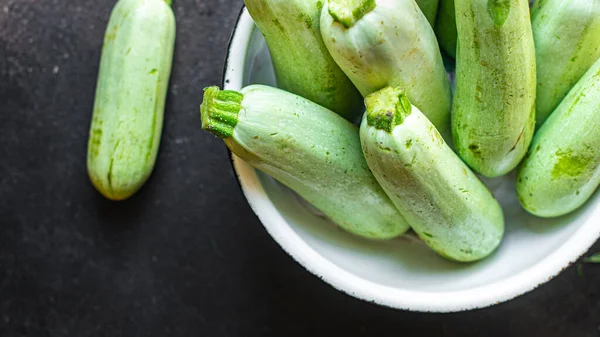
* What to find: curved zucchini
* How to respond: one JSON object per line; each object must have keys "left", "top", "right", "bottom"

{"left": 531, "top": 0, "right": 600, "bottom": 127}
{"left": 434, "top": 0, "right": 457, "bottom": 59}
{"left": 321, "top": 0, "right": 452, "bottom": 136}
{"left": 244, "top": 0, "right": 362, "bottom": 120}
{"left": 517, "top": 59, "right": 600, "bottom": 218}
{"left": 87, "top": 0, "right": 175, "bottom": 200}
{"left": 201, "top": 85, "right": 410, "bottom": 239}
{"left": 360, "top": 87, "right": 504, "bottom": 262}
{"left": 452, "top": 0, "right": 536, "bottom": 177}
{"left": 416, "top": 0, "right": 440, "bottom": 26}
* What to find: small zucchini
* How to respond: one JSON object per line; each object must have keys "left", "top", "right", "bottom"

{"left": 87, "top": 0, "right": 176, "bottom": 200}
{"left": 360, "top": 87, "right": 504, "bottom": 262}
{"left": 416, "top": 0, "right": 440, "bottom": 26}
{"left": 320, "top": 0, "right": 452, "bottom": 136}
{"left": 517, "top": 59, "right": 600, "bottom": 218}
{"left": 434, "top": 0, "right": 457, "bottom": 59}
{"left": 244, "top": 0, "right": 362, "bottom": 120}
{"left": 201, "top": 85, "right": 410, "bottom": 239}
{"left": 531, "top": 0, "right": 600, "bottom": 127}
{"left": 452, "top": 0, "right": 536, "bottom": 177}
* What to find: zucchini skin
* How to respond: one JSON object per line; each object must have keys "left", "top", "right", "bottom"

{"left": 452, "top": 0, "right": 536, "bottom": 177}
{"left": 321, "top": 0, "right": 452, "bottom": 136}
{"left": 244, "top": 0, "right": 362, "bottom": 120}
{"left": 531, "top": 0, "right": 600, "bottom": 127}
{"left": 434, "top": 0, "right": 457, "bottom": 59}
{"left": 87, "top": 0, "right": 175, "bottom": 200}
{"left": 416, "top": 0, "right": 441, "bottom": 26}
{"left": 517, "top": 59, "right": 600, "bottom": 218}
{"left": 360, "top": 87, "right": 504, "bottom": 262}
{"left": 201, "top": 85, "right": 410, "bottom": 240}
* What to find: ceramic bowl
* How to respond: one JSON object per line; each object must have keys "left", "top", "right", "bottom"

{"left": 221, "top": 7, "right": 600, "bottom": 312}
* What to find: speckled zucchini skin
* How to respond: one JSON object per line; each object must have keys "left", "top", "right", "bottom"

{"left": 452, "top": 0, "right": 536, "bottom": 177}
{"left": 360, "top": 87, "right": 504, "bottom": 262}
{"left": 201, "top": 85, "right": 410, "bottom": 239}
{"left": 517, "top": 59, "right": 600, "bottom": 218}
{"left": 531, "top": 0, "right": 600, "bottom": 127}
{"left": 244, "top": 0, "right": 362, "bottom": 120}
{"left": 87, "top": 0, "right": 175, "bottom": 200}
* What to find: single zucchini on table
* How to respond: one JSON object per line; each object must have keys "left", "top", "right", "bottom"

{"left": 201, "top": 85, "right": 410, "bottom": 239}
{"left": 360, "top": 87, "right": 504, "bottom": 262}
{"left": 320, "top": 0, "right": 452, "bottom": 136}
{"left": 452, "top": 0, "right": 536, "bottom": 177}
{"left": 517, "top": 58, "right": 600, "bottom": 218}
{"left": 87, "top": 0, "right": 176, "bottom": 200}
{"left": 244, "top": 0, "right": 362, "bottom": 120}
{"left": 531, "top": 0, "right": 600, "bottom": 127}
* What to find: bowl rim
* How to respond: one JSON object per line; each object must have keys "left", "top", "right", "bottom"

{"left": 221, "top": 6, "right": 600, "bottom": 313}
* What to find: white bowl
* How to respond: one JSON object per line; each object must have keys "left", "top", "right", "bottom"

{"left": 222, "top": 7, "right": 600, "bottom": 312}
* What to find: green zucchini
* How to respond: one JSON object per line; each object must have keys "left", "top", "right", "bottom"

{"left": 87, "top": 0, "right": 175, "bottom": 200}
{"left": 452, "top": 0, "right": 536, "bottom": 177}
{"left": 321, "top": 0, "right": 452, "bottom": 136}
{"left": 201, "top": 85, "right": 410, "bottom": 239}
{"left": 244, "top": 0, "right": 362, "bottom": 120}
{"left": 531, "top": 0, "right": 600, "bottom": 127}
{"left": 360, "top": 87, "right": 504, "bottom": 262}
{"left": 416, "top": 0, "right": 440, "bottom": 26}
{"left": 517, "top": 59, "right": 600, "bottom": 218}
{"left": 434, "top": 0, "right": 457, "bottom": 59}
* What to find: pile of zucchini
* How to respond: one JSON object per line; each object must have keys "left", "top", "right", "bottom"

{"left": 199, "top": 0, "right": 600, "bottom": 262}
{"left": 86, "top": 0, "right": 600, "bottom": 262}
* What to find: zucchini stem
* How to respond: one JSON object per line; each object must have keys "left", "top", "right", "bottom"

{"left": 328, "top": 0, "right": 376, "bottom": 28}
{"left": 201, "top": 86, "right": 243, "bottom": 138}
{"left": 365, "top": 86, "right": 412, "bottom": 133}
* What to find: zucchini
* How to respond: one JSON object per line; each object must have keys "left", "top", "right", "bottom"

{"left": 434, "top": 0, "right": 457, "bottom": 59}
{"left": 321, "top": 0, "right": 452, "bottom": 136}
{"left": 452, "top": 0, "right": 536, "bottom": 177}
{"left": 531, "top": 0, "right": 600, "bottom": 127}
{"left": 201, "top": 85, "right": 410, "bottom": 239}
{"left": 360, "top": 87, "right": 504, "bottom": 262}
{"left": 517, "top": 59, "right": 600, "bottom": 218}
{"left": 416, "top": 0, "right": 441, "bottom": 26}
{"left": 244, "top": 0, "right": 362, "bottom": 120}
{"left": 87, "top": 0, "right": 176, "bottom": 200}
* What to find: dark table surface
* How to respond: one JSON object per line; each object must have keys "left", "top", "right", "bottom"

{"left": 1, "top": 0, "right": 599, "bottom": 336}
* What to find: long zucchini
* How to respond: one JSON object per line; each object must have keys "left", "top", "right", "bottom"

{"left": 244, "top": 0, "right": 363, "bottom": 120}
{"left": 201, "top": 85, "right": 410, "bottom": 239}
{"left": 452, "top": 0, "right": 536, "bottom": 177}
{"left": 87, "top": 0, "right": 176, "bottom": 200}
{"left": 517, "top": 59, "right": 600, "bottom": 218}
{"left": 360, "top": 87, "right": 504, "bottom": 262}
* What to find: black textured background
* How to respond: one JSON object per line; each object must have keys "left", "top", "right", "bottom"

{"left": 0, "top": 0, "right": 599, "bottom": 336}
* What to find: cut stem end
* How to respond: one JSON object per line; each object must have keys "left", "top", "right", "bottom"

{"left": 200, "top": 86, "right": 243, "bottom": 138}
{"left": 328, "top": 0, "right": 376, "bottom": 28}
{"left": 365, "top": 86, "right": 412, "bottom": 133}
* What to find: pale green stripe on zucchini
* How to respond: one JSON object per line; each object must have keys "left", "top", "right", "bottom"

{"left": 244, "top": 0, "right": 362, "bottom": 120}
{"left": 360, "top": 87, "right": 504, "bottom": 262}
{"left": 517, "top": 58, "right": 600, "bottom": 218}
{"left": 452, "top": 0, "right": 536, "bottom": 177}
{"left": 201, "top": 85, "right": 410, "bottom": 239}
{"left": 87, "top": 0, "right": 176, "bottom": 200}
{"left": 321, "top": 0, "right": 452, "bottom": 136}
{"left": 531, "top": 0, "right": 600, "bottom": 127}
